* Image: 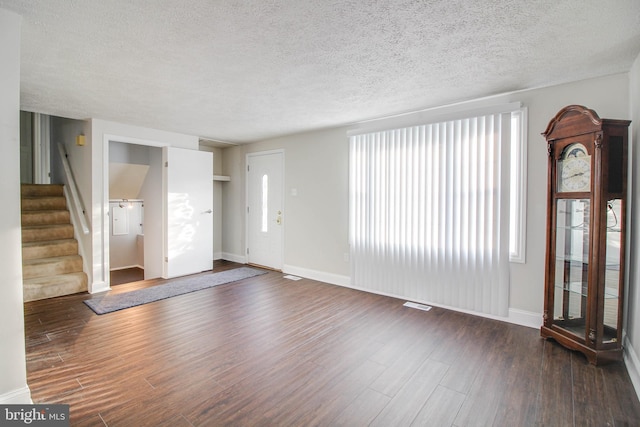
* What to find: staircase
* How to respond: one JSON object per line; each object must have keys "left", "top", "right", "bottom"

{"left": 21, "top": 184, "right": 88, "bottom": 302}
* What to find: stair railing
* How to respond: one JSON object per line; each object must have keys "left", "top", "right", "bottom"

{"left": 57, "top": 143, "right": 90, "bottom": 235}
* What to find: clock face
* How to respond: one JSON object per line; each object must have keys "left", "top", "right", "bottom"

{"left": 558, "top": 143, "right": 591, "bottom": 192}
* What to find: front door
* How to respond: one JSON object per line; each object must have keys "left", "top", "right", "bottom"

{"left": 164, "top": 147, "right": 213, "bottom": 278}
{"left": 247, "top": 151, "right": 284, "bottom": 270}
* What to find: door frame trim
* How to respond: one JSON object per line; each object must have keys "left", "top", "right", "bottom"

{"left": 245, "top": 149, "right": 285, "bottom": 270}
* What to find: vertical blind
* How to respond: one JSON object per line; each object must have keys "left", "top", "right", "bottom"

{"left": 349, "top": 113, "right": 511, "bottom": 316}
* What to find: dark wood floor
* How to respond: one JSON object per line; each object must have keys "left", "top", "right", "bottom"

{"left": 109, "top": 267, "right": 144, "bottom": 286}
{"left": 24, "top": 261, "right": 640, "bottom": 426}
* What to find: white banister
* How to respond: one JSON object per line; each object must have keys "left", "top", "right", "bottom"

{"left": 57, "top": 143, "right": 90, "bottom": 234}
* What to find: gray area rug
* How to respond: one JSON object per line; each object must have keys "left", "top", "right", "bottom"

{"left": 84, "top": 267, "right": 267, "bottom": 315}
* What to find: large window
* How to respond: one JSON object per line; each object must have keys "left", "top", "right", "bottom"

{"left": 349, "top": 107, "right": 526, "bottom": 316}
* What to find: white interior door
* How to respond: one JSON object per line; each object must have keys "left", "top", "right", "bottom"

{"left": 247, "top": 151, "right": 283, "bottom": 270}
{"left": 164, "top": 147, "right": 213, "bottom": 278}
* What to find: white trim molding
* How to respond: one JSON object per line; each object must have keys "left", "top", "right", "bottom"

{"left": 90, "top": 280, "right": 110, "bottom": 294}
{"left": 624, "top": 334, "right": 640, "bottom": 401}
{"left": 282, "top": 264, "right": 350, "bottom": 288}
{"left": 509, "top": 107, "right": 528, "bottom": 263}
{"left": 348, "top": 101, "right": 523, "bottom": 137}
{"left": 507, "top": 308, "right": 541, "bottom": 329}
{"left": 0, "top": 386, "right": 32, "bottom": 405}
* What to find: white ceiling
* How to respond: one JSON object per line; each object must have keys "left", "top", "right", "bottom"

{"left": 2, "top": 1, "right": 640, "bottom": 144}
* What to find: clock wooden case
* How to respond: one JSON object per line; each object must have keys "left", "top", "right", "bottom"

{"left": 541, "top": 105, "right": 630, "bottom": 365}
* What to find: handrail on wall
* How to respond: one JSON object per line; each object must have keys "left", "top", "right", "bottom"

{"left": 57, "top": 143, "right": 90, "bottom": 235}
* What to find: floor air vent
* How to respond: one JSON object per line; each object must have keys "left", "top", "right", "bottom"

{"left": 283, "top": 275, "right": 302, "bottom": 281}
{"left": 403, "top": 301, "right": 432, "bottom": 311}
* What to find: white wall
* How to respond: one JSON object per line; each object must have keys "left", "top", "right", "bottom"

{"left": 50, "top": 116, "right": 85, "bottom": 193}
{"left": 50, "top": 116, "right": 92, "bottom": 285}
{"left": 108, "top": 201, "right": 144, "bottom": 269}
{"left": 222, "top": 73, "right": 630, "bottom": 327}
{"left": 625, "top": 52, "right": 640, "bottom": 397}
{"left": 110, "top": 140, "right": 153, "bottom": 165}
{"left": 0, "top": 8, "right": 30, "bottom": 404}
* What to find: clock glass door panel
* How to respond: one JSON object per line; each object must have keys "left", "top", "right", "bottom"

{"left": 603, "top": 199, "right": 622, "bottom": 343}
{"left": 553, "top": 199, "right": 590, "bottom": 339}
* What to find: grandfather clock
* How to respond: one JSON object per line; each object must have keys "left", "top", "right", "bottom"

{"left": 540, "top": 105, "right": 630, "bottom": 365}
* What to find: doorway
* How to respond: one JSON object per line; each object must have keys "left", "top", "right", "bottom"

{"left": 246, "top": 150, "right": 284, "bottom": 270}
{"left": 108, "top": 141, "right": 159, "bottom": 285}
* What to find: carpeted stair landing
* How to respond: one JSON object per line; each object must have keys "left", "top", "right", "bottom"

{"left": 21, "top": 184, "right": 87, "bottom": 302}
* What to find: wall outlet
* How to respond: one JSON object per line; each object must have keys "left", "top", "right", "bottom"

{"left": 343, "top": 252, "right": 350, "bottom": 262}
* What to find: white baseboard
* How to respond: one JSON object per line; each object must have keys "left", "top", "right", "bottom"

{"left": 222, "top": 252, "right": 247, "bottom": 264}
{"left": 214, "top": 252, "right": 223, "bottom": 261}
{"left": 624, "top": 334, "right": 640, "bottom": 402}
{"left": 110, "top": 265, "right": 144, "bottom": 271}
{"left": 0, "top": 386, "right": 32, "bottom": 404}
{"left": 507, "top": 308, "right": 542, "bottom": 329}
{"left": 282, "top": 264, "right": 350, "bottom": 287}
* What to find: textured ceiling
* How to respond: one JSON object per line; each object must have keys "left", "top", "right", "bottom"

{"left": 2, "top": 0, "right": 640, "bottom": 144}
